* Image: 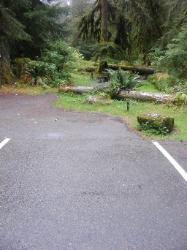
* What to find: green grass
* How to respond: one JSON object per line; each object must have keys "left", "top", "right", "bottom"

{"left": 56, "top": 93, "right": 187, "bottom": 141}
{"left": 71, "top": 72, "right": 95, "bottom": 86}
{"left": 135, "top": 81, "right": 160, "bottom": 93}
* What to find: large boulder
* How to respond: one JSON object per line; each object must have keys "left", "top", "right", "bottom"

{"left": 137, "top": 113, "right": 174, "bottom": 133}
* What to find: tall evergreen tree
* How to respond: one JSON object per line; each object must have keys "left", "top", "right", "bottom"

{"left": 0, "top": 0, "right": 66, "bottom": 84}
{"left": 78, "top": 0, "right": 115, "bottom": 42}
{"left": 0, "top": 1, "right": 31, "bottom": 84}
{"left": 161, "top": 0, "right": 187, "bottom": 48}
{"left": 124, "top": 0, "right": 164, "bottom": 62}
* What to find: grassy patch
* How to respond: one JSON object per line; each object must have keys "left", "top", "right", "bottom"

{"left": 71, "top": 72, "right": 94, "bottom": 86}
{"left": 0, "top": 85, "right": 58, "bottom": 95}
{"left": 135, "top": 81, "right": 160, "bottom": 93}
{"left": 56, "top": 93, "right": 187, "bottom": 141}
{"left": 70, "top": 59, "right": 97, "bottom": 87}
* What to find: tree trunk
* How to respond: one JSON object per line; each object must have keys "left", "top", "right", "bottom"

{"left": 101, "top": 0, "right": 109, "bottom": 42}
{"left": 0, "top": 39, "right": 13, "bottom": 85}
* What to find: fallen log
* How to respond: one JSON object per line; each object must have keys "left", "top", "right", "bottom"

{"left": 80, "top": 64, "right": 155, "bottom": 75}
{"left": 108, "top": 64, "right": 155, "bottom": 75}
{"left": 59, "top": 85, "right": 175, "bottom": 104}
{"left": 59, "top": 83, "right": 110, "bottom": 94}
{"left": 59, "top": 85, "right": 94, "bottom": 94}
{"left": 118, "top": 91, "right": 174, "bottom": 103}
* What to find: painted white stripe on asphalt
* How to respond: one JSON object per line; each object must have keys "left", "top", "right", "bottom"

{"left": 0, "top": 138, "right": 11, "bottom": 150}
{"left": 152, "top": 141, "right": 187, "bottom": 182}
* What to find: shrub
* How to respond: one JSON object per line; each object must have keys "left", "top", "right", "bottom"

{"left": 148, "top": 74, "right": 178, "bottom": 92}
{"left": 137, "top": 113, "right": 174, "bottom": 135}
{"left": 28, "top": 60, "right": 56, "bottom": 77}
{"left": 152, "top": 23, "right": 187, "bottom": 80}
{"left": 174, "top": 92, "right": 187, "bottom": 106}
{"left": 14, "top": 58, "right": 31, "bottom": 78}
{"left": 26, "top": 40, "right": 84, "bottom": 87}
{"left": 108, "top": 70, "right": 138, "bottom": 97}
{"left": 42, "top": 41, "right": 84, "bottom": 72}
{"left": 171, "top": 81, "right": 187, "bottom": 94}
{"left": 76, "top": 42, "right": 98, "bottom": 60}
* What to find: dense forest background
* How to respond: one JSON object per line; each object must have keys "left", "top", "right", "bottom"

{"left": 0, "top": 0, "right": 186, "bottom": 90}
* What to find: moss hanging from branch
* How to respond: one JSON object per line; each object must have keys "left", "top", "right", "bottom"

{"left": 78, "top": 0, "right": 115, "bottom": 42}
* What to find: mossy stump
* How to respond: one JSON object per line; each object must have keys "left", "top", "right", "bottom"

{"left": 0, "top": 62, "right": 14, "bottom": 85}
{"left": 97, "top": 61, "right": 108, "bottom": 74}
{"left": 137, "top": 113, "right": 174, "bottom": 133}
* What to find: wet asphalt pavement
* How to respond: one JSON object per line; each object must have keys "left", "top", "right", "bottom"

{"left": 0, "top": 94, "right": 187, "bottom": 250}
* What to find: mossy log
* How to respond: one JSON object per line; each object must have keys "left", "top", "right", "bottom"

{"left": 137, "top": 113, "right": 174, "bottom": 133}
{"left": 118, "top": 91, "right": 174, "bottom": 103}
{"left": 79, "top": 67, "right": 96, "bottom": 73}
{"left": 108, "top": 64, "right": 155, "bottom": 75}
{"left": 80, "top": 64, "right": 155, "bottom": 75}
{"left": 0, "top": 62, "right": 14, "bottom": 85}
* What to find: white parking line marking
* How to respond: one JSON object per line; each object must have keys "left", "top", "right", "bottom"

{"left": 152, "top": 141, "right": 187, "bottom": 182}
{"left": 0, "top": 138, "right": 11, "bottom": 150}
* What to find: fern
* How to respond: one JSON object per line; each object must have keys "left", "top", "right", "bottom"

{"left": 108, "top": 70, "right": 138, "bottom": 97}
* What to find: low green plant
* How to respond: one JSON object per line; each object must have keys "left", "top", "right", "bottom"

{"left": 14, "top": 58, "right": 31, "bottom": 78}
{"left": 25, "top": 40, "right": 84, "bottom": 87}
{"left": 171, "top": 81, "right": 187, "bottom": 94}
{"left": 138, "top": 123, "right": 170, "bottom": 136}
{"left": 42, "top": 41, "right": 84, "bottom": 72}
{"left": 107, "top": 70, "right": 138, "bottom": 97}
{"left": 76, "top": 42, "right": 98, "bottom": 60}
{"left": 137, "top": 114, "right": 174, "bottom": 135}
{"left": 148, "top": 74, "right": 177, "bottom": 92}
{"left": 152, "top": 23, "right": 187, "bottom": 80}
{"left": 135, "top": 81, "right": 159, "bottom": 93}
{"left": 174, "top": 92, "right": 187, "bottom": 106}
{"left": 28, "top": 60, "right": 56, "bottom": 79}
{"left": 71, "top": 72, "right": 93, "bottom": 86}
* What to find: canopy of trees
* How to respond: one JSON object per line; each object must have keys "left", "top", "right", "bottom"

{"left": 0, "top": 0, "right": 186, "bottom": 85}
{"left": 77, "top": 0, "right": 186, "bottom": 62}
